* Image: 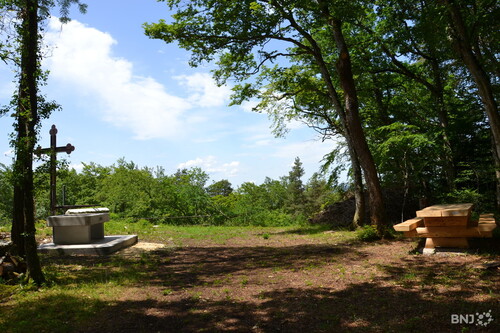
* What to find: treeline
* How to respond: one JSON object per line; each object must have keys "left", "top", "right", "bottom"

{"left": 2, "top": 0, "right": 498, "bottom": 235}
{"left": 0, "top": 157, "right": 342, "bottom": 226}
{"left": 144, "top": 0, "right": 499, "bottom": 232}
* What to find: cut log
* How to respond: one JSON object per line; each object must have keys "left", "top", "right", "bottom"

{"left": 417, "top": 203, "right": 473, "bottom": 217}
{"left": 0, "top": 253, "right": 27, "bottom": 280}
{"left": 479, "top": 217, "right": 496, "bottom": 224}
{"left": 403, "top": 230, "right": 418, "bottom": 237}
{"left": 393, "top": 218, "right": 424, "bottom": 232}
{"left": 479, "top": 219, "right": 496, "bottom": 224}
{"left": 415, "top": 226, "right": 494, "bottom": 238}
{"left": 422, "top": 216, "right": 469, "bottom": 227}
{"left": 441, "top": 208, "right": 472, "bottom": 217}
{"left": 425, "top": 237, "right": 469, "bottom": 248}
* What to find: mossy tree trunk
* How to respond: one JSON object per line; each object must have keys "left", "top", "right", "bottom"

{"left": 11, "top": 0, "right": 45, "bottom": 285}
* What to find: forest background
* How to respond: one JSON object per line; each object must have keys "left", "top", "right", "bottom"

{"left": 0, "top": 0, "right": 498, "bottom": 230}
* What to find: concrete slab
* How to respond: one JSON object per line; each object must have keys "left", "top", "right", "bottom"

{"left": 38, "top": 235, "right": 138, "bottom": 256}
{"left": 422, "top": 248, "right": 436, "bottom": 255}
{"left": 421, "top": 247, "right": 468, "bottom": 256}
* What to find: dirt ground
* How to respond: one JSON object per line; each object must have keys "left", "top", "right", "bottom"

{"left": 49, "top": 231, "right": 500, "bottom": 333}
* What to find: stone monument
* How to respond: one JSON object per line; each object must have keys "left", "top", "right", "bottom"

{"left": 37, "top": 125, "right": 137, "bottom": 255}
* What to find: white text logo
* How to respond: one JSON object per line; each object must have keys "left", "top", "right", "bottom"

{"left": 451, "top": 310, "right": 494, "bottom": 327}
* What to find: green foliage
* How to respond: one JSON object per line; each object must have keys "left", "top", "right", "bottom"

{"left": 0, "top": 164, "right": 13, "bottom": 225}
{"left": 3, "top": 0, "right": 498, "bottom": 233}
{"left": 144, "top": 0, "right": 500, "bottom": 217}
{"left": 305, "top": 172, "right": 339, "bottom": 214}
{"left": 206, "top": 179, "right": 233, "bottom": 197}
{"left": 371, "top": 122, "right": 436, "bottom": 190}
{"left": 355, "top": 225, "right": 381, "bottom": 242}
{"left": 0, "top": 156, "right": 342, "bottom": 228}
{"left": 441, "top": 189, "right": 484, "bottom": 211}
{"left": 285, "top": 157, "right": 307, "bottom": 214}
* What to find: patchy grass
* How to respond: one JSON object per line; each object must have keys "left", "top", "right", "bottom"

{"left": 1, "top": 223, "right": 499, "bottom": 332}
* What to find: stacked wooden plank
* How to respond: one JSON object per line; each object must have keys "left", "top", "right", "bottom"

{"left": 393, "top": 203, "right": 497, "bottom": 249}
{"left": 0, "top": 241, "right": 27, "bottom": 280}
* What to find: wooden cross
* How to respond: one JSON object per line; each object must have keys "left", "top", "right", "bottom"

{"left": 35, "top": 124, "right": 75, "bottom": 215}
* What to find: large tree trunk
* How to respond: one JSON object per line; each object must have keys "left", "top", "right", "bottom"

{"left": 429, "top": 57, "right": 455, "bottom": 189}
{"left": 313, "top": 0, "right": 386, "bottom": 233}
{"left": 329, "top": 18, "right": 387, "bottom": 234}
{"left": 11, "top": 0, "right": 45, "bottom": 285}
{"left": 491, "top": 136, "right": 500, "bottom": 209}
{"left": 444, "top": 0, "right": 500, "bottom": 206}
{"left": 346, "top": 138, "right": 365, "bottom": 229}
{"left": 11, "top": 173, "right": 25, "bottom": 256}
{"left": 321, "top": 114, "right": 365, "bottom": 229}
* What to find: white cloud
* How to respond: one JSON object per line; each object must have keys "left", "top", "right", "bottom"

{"left": 286, "top": 119, "right": 306, "bottom": 130}
{"left": 192, "top": 137, "right": 219, "bottom": 144}
{"left": 243, "top": 134, "right": 274, "bottom": 148}
{"left": 178, "top": 155, "right": 240, "bottom": 178}
{"left": 274, "top": 140, "right": 334, "bottom": 164}
{"left": 254, "top": 139, "right": 272, "bottom": 147}
{"left": 174, "top": 73, "right": 232, "bottom": 108}
{"left": 44, "top": 18, "right": 195, "bottom": 140}
{"left": 178, "top": 157, "right": 205, "bottom": 169}
{"left": 70, "top": 163, "right": 84, "bottom": 172}
{"left": 240, "top": 123, "right": 280, "bottom": 148}
{"left": 240, "top": 99, "right": 259, "bottom": 113}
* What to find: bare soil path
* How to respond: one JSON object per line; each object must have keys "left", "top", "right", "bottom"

{"left": 61, "top": 231, "right": 500, "bottom": 332}
{"left": 1, "top": 227, "right": 498, "bottom": 332}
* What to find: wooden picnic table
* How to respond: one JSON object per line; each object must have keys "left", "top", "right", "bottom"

{"left": 394, "top": 203, "right": 497, "bottom": 249}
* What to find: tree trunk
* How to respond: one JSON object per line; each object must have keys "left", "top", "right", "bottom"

{"left": 346, "top": 138, "right": 365, "bottom": 229}
{"left": 491, "top": 136, "right": 500, "bottom": 208}
{"left": 329, "top": 18, "right": 387, "bottom": 234}
{"left": 12, "top": 0, "right": 45, "bottom": 285}
{"left": 445, "top": 0, "right": 500, "bottom": 206}
{"left": 429, "top": 57, "right": 455, "bottom": 189}
{"left": 11, "top": 172, "right": 25, "bottom": 256}
{"left": 321, "top": 113, "right": 365, "bottom": 229}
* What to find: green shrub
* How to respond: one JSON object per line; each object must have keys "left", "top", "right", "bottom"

{"left": 356, "top": 225, "right": 380, "bottom": 242}
{"left": 441, "top": 189, "right": 483, "bottom": 209}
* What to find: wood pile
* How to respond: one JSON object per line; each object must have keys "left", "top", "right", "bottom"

{"left": 0, "top": 235, "right": 27, "bottom": 281}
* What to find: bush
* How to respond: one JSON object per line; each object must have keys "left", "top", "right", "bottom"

{"left": 356, "top": 225, "right": 380, "bottom": 242}
{"left": 441, "top": 189, "right": 483, "bottom": 209}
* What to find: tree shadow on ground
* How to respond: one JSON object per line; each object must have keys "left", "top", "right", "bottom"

{"left": 469, "top": 237, "right": 500, "bottom": 255}
{"left": 35, "top": 239, "right": 499, "bottom": 333}
{"left": 75, "top": 282, "right": 499, "bottom": 333}
{"left": 42, "top": 237, "right": 499, "bottom": 292}
{"left": 43, "top": 243, "right": 364, "bottom": 290}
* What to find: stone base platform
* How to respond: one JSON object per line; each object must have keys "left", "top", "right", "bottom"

{"left": 421, "top": 247, "right": 469, "bottom": 255}
{"left": 38, "top": 235, "right": 138, "bottom": 255}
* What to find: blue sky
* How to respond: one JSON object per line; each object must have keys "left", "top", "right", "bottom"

{"left": 0, "top": 0, "right": 337, "bottom": 186}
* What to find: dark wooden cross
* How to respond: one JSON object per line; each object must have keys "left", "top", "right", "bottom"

{"left": 35, "top": 124, "right": 75, "bottom": 215}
